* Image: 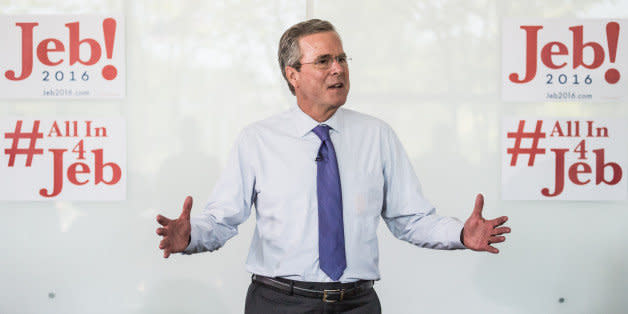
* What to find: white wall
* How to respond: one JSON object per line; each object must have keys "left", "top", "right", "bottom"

{"left": 0, "top": 0, "right": 626, "bottom": 313}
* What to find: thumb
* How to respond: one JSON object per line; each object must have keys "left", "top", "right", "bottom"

{"left": 471, "top": 193, "right": 484, "bottom": 218}
{"left": 180, "top": 195, "right": 193, "bottom": 220}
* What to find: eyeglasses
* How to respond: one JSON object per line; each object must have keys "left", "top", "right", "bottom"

{"left": 298, "top": 54, "right": 351, "bottom": 70}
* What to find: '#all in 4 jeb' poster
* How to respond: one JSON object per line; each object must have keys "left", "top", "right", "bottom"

{"left": 0, "top": 118, "right": 126, "bottom": 200}
{"left": 502, "top": 117, "right": 626, "bottom": 200}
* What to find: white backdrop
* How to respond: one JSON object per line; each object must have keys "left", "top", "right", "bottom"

{"left": 1, "top": 1, "right": 627, "bottom": 313}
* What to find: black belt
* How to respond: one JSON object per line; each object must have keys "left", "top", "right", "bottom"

{"left": 251, "top": 274, "right": 374, "bottom": 303}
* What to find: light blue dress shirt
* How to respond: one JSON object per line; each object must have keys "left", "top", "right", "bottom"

{"left": 184, "top": 106, "right": 466, "bottom": 282}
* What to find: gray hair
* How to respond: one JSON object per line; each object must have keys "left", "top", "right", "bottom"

{"left": 278, "top": 19, "right": 337, "bottom": 95}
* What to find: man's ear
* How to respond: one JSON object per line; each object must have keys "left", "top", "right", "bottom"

{"left": 285, "top": 66, "right": 299, "bottom": 90}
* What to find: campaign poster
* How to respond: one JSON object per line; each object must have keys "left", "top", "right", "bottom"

{"left": 0, "top": 118, "right": 126, "bottom": 200}
{"left": 0, "top": 15, "right": 125, "bottom": 98}
{"left": 502, "top": 117, "right": 626, "bottom": 200}
{"left": 502, "top": 19, "right": 627, "bottom": 102}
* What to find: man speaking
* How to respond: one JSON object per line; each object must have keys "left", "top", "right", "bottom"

{"left": 156, "top": 19, "right": 510, "bottom": 313}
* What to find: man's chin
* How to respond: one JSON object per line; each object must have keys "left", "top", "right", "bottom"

{"left": 328, "top": 95, "right": 348, "bottom": 108}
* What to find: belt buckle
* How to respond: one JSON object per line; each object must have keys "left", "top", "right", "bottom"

{"left": 322, "top": 289, "right": 344, "bottom": 303}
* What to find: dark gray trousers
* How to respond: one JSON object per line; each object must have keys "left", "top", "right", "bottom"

{"left": 244, "top": 280, "right": 382, "bottom": 314}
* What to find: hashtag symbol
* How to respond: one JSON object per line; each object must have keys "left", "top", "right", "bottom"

{"left": 507, "top": 120, "right": 546, "bottom": 166}
{"left": 4, "top": 120, "right": 44, "bottom": 167}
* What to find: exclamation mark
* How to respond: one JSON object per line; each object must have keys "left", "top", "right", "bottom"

{"left": 604, "top": 21, "right": 620, "bottom": 84}
{"left": 102, "top": 18, "right": 117, "bottom": 80}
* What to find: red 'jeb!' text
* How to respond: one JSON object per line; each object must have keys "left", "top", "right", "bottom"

{"left": 4, "top": 18, "right": 118, "bottom": 81}
{"left": 509, "top": 22, "right": 621, "bottom": 84}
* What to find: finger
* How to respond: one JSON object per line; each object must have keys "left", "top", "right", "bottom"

{"left": 164, "top": 250, "right": 170, "bottom": 258}
{"left": 159, "top": 238, "right": 168, "bottom": 250}
{"left": 485, "top": 245, "right": 499, "bottom": 254}
{"left": 179, "top": 196, "right": 193, "bottom": 220}
{"left": 491, "top": 216, "right": 509, "bottom": 228}
{"left": 156, "top": 214, "right": 171, "bottom": 226}
{"left": 156, "top": 227, "right": 168, "bottom": 236}
{"left": 488, "top": 236, "right": 506, "bottom": 244}
{"left": 471, "top": 193, "right": 484, "bottom": 218}
{"left": 492, "top": 226, "right": 511, "bottom": 235}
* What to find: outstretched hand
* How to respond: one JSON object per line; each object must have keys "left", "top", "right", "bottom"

{"left": 462, "top": 194, "right": 510, "bottom": 254}
{"left": 156, "top": 196, "right": 193, "bottom": 258}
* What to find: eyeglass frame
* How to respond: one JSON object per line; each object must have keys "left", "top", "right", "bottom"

{"left": 294, "top": 53, "right": 351, "bottom": 70}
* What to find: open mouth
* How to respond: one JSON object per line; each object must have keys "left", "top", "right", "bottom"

{"left": 328, "top": 83, "right": 344, "bottom": 89}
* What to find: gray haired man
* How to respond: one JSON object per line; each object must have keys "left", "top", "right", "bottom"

{"left": 156, "top": 19, "right": 510, "bottom": 313}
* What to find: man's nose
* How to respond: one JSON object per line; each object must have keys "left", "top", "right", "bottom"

{"left": 329, "top": 58, "right": 345, "bottom": 74}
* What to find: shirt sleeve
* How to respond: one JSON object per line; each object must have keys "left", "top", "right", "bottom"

{"left": 183, "top": 128, "right": 257, "bottom": 254}
{"left": 380, "top": 124, "right": 466, "bottom": 250}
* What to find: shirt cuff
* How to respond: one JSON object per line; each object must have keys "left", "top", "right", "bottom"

{"left": 449, "top": 219, "right": 466, "bottom": 249}
{"left": 182, "top": 220, "right": 201, "bottom": 255}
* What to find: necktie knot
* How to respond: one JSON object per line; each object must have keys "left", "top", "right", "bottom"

{"left": 312, "top": 124, "right": 331, "bottom": 142}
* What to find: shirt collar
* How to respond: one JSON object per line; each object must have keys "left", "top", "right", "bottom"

{"left": 291, "top": 104, "right": 344, "bottom": 137}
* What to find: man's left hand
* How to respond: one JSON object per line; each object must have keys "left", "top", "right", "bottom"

{"left": 462, "top": 194, "right": 510, "bottom": 254}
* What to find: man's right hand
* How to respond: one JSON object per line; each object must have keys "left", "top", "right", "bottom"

{"left": 156, "top": 196, "right": 193, "bottom": 258}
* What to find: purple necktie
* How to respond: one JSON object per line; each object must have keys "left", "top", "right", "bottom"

{"left": 312, "top": 124, "right": 346, "bottom": 281}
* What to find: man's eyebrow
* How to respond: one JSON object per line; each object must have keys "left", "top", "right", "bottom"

{"left": 315, "top": 54, "right": 333, "bottom": 60}
{"left": 315, "top": 53, "right": 347, "bottom": 60}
